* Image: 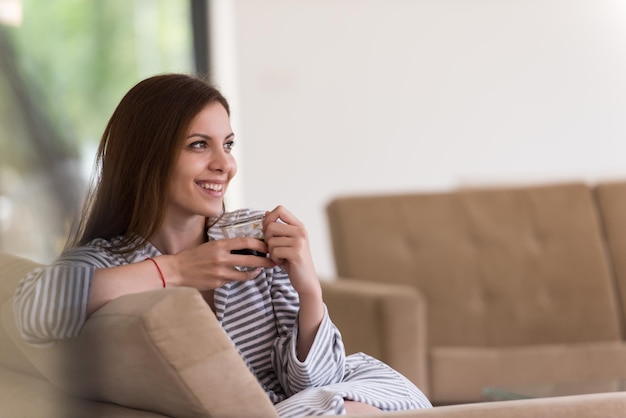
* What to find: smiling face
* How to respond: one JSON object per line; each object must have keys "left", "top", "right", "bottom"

{"left": 166, "top": 102, "right": 237, "bottom": 225}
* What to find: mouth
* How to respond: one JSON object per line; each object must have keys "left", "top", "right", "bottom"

{"left": 196, "top": 181, "right": 224, "bottom": 192}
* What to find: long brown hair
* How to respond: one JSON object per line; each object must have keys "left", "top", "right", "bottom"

{"left": 67, "top": 73, "right": 230, "bottom": 253}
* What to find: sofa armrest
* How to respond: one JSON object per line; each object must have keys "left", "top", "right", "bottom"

{"left": 409, "top": 392, "right": 626, "bottom": 418}
{"left": 3, "top": 287, "right": 278, "bottom": 418}
{"left": 321, "top": 278, "right": 429, "bottom": 396}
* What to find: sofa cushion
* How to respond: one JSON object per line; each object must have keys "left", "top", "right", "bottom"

{"left": 0, "top": 366, "right": 170, "bottom": 418}
{"left": 430, "top": 342, "right": 626, "bottom": 403}
{"left": 3, "top": 286, "right": 278, "bottom": 418}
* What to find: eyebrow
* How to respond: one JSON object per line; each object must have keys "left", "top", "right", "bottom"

{"left": 186, "top": 132, "right": 235, "bottom": 141}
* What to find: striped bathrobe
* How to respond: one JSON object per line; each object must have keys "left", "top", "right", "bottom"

{"left": 13, "top": 209, "right": 432, "bottom": 416}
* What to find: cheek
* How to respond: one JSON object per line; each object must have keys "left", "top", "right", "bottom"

{"left": 172, "top": 165, "right": 193, "bottom": 185}
{"left": 229, "top": 157, "right": 238, "bottom": 179}
{"left": 170, "top": 159, "right": 198, "bottom": 190}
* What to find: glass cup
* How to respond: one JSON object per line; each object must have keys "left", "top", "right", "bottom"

{"left": 220, "top": 214, "right": 267, "bottom": 271}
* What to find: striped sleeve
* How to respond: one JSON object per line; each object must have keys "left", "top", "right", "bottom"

{"left": 12, "top": 243, "right": 124, "bottom": 345}
{"left": 270, "top": 269, "right": 346, "bottom": 396}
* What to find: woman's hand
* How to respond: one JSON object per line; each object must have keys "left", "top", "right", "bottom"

{"left": 262, "top": 206, "right": 320, "bottom": 296}
{"left": 87, "top": 236, "right": 271, "bottom": 315}
{"left": 162, "top": 236, "right": 273, "bottom": 290}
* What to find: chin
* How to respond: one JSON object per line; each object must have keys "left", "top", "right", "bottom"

{"left": 205, "top": 206, "right": 225, "bottom": 218}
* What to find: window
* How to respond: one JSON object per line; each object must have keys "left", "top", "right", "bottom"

{"left": 0, "top": 0, "right": 200, "bottom": 261}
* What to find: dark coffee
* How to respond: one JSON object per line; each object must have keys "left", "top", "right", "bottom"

{"left": 231, "top": 249, "right": 267, "bottom": 258}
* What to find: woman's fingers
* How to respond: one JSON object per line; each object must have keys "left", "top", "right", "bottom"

{"left": 259, "top": 206, "right": 321, "bottom": 296}
{"left": 261, "top": 207, "right": 312, "bottom": 270}
{"left": 217, "top": 237, "right": 272, "bottom": 272}
{"left": 264, "top": 205, "right": 300, "bottom": 228}
{"left": 178, "top": 238, "right": 270, "bottom": 290}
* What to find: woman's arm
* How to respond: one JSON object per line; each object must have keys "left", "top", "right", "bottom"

{"left": 86, "top": 257, "right": 174, "bottom": 314}
{"left": 263, "top": 206, "right": 325, "bottom": 361}
{"left": 270, "top": 268, "right": 346, "bottom": 396}
{"left": 14, "top": 236, "right": 272, "bottom": 344}
{"left": 13, "top": 244, "right": 176, "bottom": 343}
{"left": 295, "top": 285, "right": 325, "bottom": 361}
{"left": 262, "top": 206, "right": 348, "bottom": 394}
{"left": 13, "top": 244, "right": 119, "bottom": 344}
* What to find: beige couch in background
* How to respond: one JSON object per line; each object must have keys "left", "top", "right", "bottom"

{"left": 2, "top": 251, "right": 626, "bottom": 416}
{"left": 326, "top": 181, "right": 626, "bottom": 406}
{"left": 2, "top": 179, "right": 626, "bottom": 417}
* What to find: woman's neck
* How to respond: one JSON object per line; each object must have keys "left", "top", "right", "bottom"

{"left": 151, "top": 217, "right": 207, "bottom": 254}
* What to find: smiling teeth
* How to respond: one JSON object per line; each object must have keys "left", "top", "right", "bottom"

{"left": 199, "top": 183, "right": 223, "bottom": 191}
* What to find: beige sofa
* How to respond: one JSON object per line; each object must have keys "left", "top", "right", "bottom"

{"left": 326, "top": 181, "right": 626, "bottom": 407}
{"left": 2, "top": 180, "right": 626, "bottom": 417}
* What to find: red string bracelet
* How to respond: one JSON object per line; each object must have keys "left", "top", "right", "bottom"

{"left": 146, "top": 257, "right": 166, "bottom": 288}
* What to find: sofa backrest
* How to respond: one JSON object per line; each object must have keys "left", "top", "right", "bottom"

{"left": 0, "top": 252, "right": 279, "bottom": 418}
{"left": 594, "top": 181, "right": 626, "bottom": 338}
{"left": 327, "top": 182, "right": 622, "bottom": 348}
{"left": 0, "top": 253, "right": 46, "bottom": 378}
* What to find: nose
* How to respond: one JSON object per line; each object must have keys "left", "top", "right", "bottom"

{"left": 209, "top": 148, "right": 236, "bottom": 174}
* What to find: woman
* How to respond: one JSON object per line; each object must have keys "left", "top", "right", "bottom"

{"left": 13, "top": 73, "right": 432, "bottom": 416}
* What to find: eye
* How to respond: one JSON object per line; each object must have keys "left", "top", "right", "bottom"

{"left": 189, "top": 140, "right": 208, "bottom": 150}
{"left": 224, "top": 140, "right": 236, "bottom": 152}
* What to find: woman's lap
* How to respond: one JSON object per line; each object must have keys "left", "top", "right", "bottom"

{"left": 274, "top": 352, "right": 432, "bottom": 417}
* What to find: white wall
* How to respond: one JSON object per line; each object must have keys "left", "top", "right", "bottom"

{"left": 210, "top": 0, "right": 626, "bottom": 279}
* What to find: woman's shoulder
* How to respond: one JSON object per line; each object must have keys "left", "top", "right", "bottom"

{"left": 60, "top": 237, "right": 114, "bottom": 257}
{"left": 59, "top": 236, "right": 152, "bottom": 267}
